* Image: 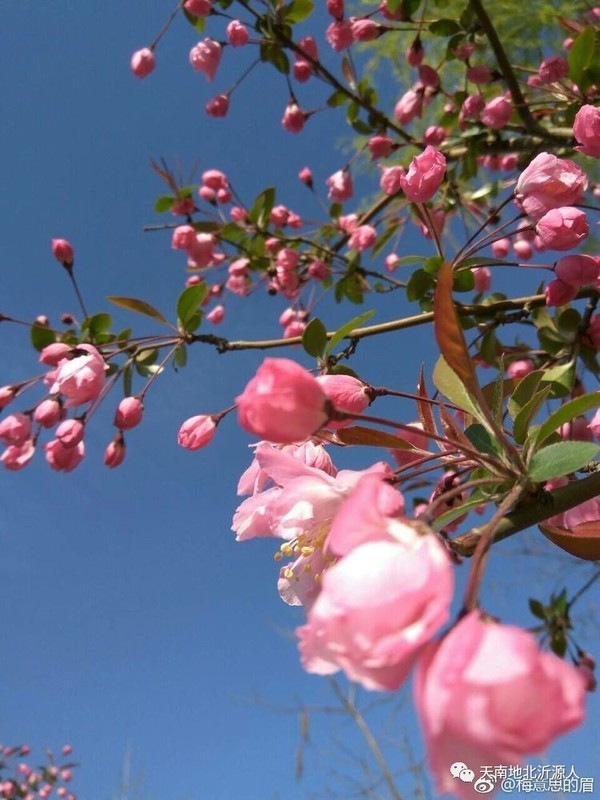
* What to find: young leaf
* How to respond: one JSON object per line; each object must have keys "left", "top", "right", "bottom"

{"left": 532, "top": 392, "right": 600, "bottom": 449}
{"left": 432, "top": 356, "right": 479, "bottom": 417}
{"left": 302, "top": 317, "right": 328, "bottom": 358}
{"left": 107, "top": 296, "right": 170, "bottom": 326}
{"left": 30, "top": 322, "right": 56, "bottom": 352}
{"left": 333, "top": 426, "right": 409, "bottom": 449}
{"left": 324, "top": 310, "right": 374, "bottom": 356}
{"left": 283, "top": 0, "right": 315, "bottom": 23}
{"left": 528, "top": 441, "right": 600, "bottom": 482}
{"left": 513, "top": 385, "right": 551, "bottom": 445}
{"left": 507, "top": 370, "right": 543, "bottom": 420}
{"left": 177, "top": 284, "right": 208, "bottom": 331}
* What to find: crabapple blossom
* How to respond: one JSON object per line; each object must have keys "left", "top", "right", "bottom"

{"left": 44, "top": 439, "right": 85, "bottom": 472}
{"left": 0, "top": 412, "right": 31, "bottom": 446}
{"left": 400, "top": 146, "right": 446, "bottom": 203}
{"left": 236, "top": 358, "right": 330, "bottom": 443}
{"left": 113, "top": 396, "right": 144, "bottom": 430}
{"left": 130, "top": 48, "right": 155, "bottom": 79}
{"left": 368, "top": 135, "right": 394, "bottom": 159}
{"left": 394, "top": 88, "right": 423, "bottom": 124}
{"left": 189, "top": 39, "right": 222, "bottom": 81}
{"left": 50, "top": 344, "right": 107, "bottom": 407}
{"left": 307, "top": 260, "right": 330, "bottom": 280}
{"left": 317, "top": 374, "right": 371, "bottom": 427}
{"left": 1, "top": 439, "right": 35, "bottom": 471}
{"left": 472, "top": 266, "right": 491, "bottom": 292}
{"left": 171, "top": 225, "right": 197, "bottom": 250}
{"left": 56, "top": 419, "right": 84, "bottom": 448}
{"left": 573, "top": 105, "right": 600, "bottom": 157}
{"left": 538, "top": 55, "right": 568, "bottom": 83}
{"left": 282, "top": 103, "right": 306, "bottom": 134}
{"left": 351, "top": 18, "right": 380, "bottom": 41}
{"left": 348, "top": 224, "right": 377, "bottom": 251}
{"left": 51, "top": 238, "right": 74, "bottom": 267}
{"left": 40, "top": 345, "right": 73, "bottom": 367}
{"left": 535, "top": 207, "right": 589, "bottom": 250}
{"left": 480, "top": 95, "right": 512, "bottom": 129}
{"left": 555, "top": 255, "right": 600, "bottom": 287}
{"left": 177, "top": 415, "right": 217, "bottom": 450}
{"left": 226, "top": 20, "right": 249, "bottom": 47}
{"left": 466, "top": 64, "right": 493, "bottom": 83}
{"left": 34, "top": 398, "right": 63, "bottom": 428}
{"left": 326, "top": 20, "right": 354, "bottom": 51}
{"left": 418, "top": 64, "right": 440, "bottom": 89}
{"left": 415, "top": 611, "right": 586, "bottom": 800}
{"left": 559, "top": 417, "right": 594, "bottom": 442}
{"left": 184, "top": 0, "right": 211, "bottom": 14}
{"left": 298, "top": 166, "right": 313, "bottom": 187}
{"left": 507, "top": 359, "right": 534, "bottom": 379}
{"left": 206, "top": 304, "right": 225, "bottom": 324}
{"left": 326, "top": 0, "right": 344, "bottom": 18}
{"left": 205, "top": 94, "right": 229, "bottom": 118}
{"left": 380, "top": 166, "right": 404, "bottom": 196}
{"left": 326, "top": 169, "right": 353, "bottom": 202}
{"left": 104, "top": 434, "right": 126, "bottom": 468}
{"left": 545, "top": 278, "right": 578, "bottom": 307}
{"left": 423, "top": 125, "right": 446, "bottom": 145}
{"left": 391, "top": 421, "right": 430, "bottom": 467}
{"left": 406, "top": 38, "right": 424, "bottom": 66}
{"left": 0, "top": 385, "right": 15, "bottom": 409}
{"left": 515, "top": 152, "right": 588, "bottom": 222}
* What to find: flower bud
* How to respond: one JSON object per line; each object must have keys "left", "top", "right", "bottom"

{"left": 52, "top": 239, "right": 74, "bottom": 267}
{"left": 114, "top": 396, "right": 144, "bottom": 430}
{"left": 104, "top": 433, "right": 126, "bottom": 468}
{"left": 178, "top": 414, "right": 217, "bottom": 449}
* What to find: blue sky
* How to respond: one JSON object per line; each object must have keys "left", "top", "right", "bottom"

{"left": 1, "top": 2, "right": 599, "bottom": 798}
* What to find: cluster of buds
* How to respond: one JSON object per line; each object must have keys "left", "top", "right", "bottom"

{"left": 0, "top": 744, "right": 76, "bottom": 800}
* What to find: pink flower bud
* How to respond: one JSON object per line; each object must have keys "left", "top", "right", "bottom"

{"left": 60, "top": 770, "right": 73, "bottom": 783}
{"left": 184, "top": 0, "right": 212, "bottom": 15}
{"left": 56, "top": 418, "right": 85, "bottom": 448}
{"left": 198, "top": 185, "right": 216, "bottom": 204}
{"left": 171, "top": 196, "right": 195, "bottom": 216}
{"left": 406, "top": 38, "right": 423, "bottom": 66}
{"left": 466, "top": 64, "right": 493, "bottom": 83}
{"left": 380, "top": 165, "right": 404, "bottom": 196}
{"left": 1, "top": 439, "right": 35, "bottom": 471}
{"left": 589, "top": 408, "right": 600, "bottom": 437}
{"left": 308, "top": 260, "right": 330, "bottom": 280}
{"left": 326, "top": 20, "right": 354, "bottom": 51}
{"left": 423, "top": 125, "right": 446, "bottom": 146}
{"left": 298, "top": 166, "right": 313, "bottom": 187}
{"left": 394, "top": 88, "right": 423, "bottom": 124}
{"left": 326, "top": 169, "right": 353, "bottom": 202}
{"left": 574, "top": 104, "right": 600, "bottom": 158}
{"left": 52, "top": 239, "right": 74, "bottom": 267}
{"left": 177, "top": 414, "right": 217, "bottom": 449}
{"left": 226, "top": 20, "right": 249, "bottom": 47}
{"left": 50, "top": 344, "right": 107, "bottom": 407}
{"left": 538, "top": 55, "right": 568, "bottom": 84}
{"left": 104, "top": 433, "right": 126, "bottom": 468}
{"left": 507, "top": 359, "right": 534, "bottom": 379}
{"left": 189, "top": 38, "right": 222, "bottom": 82}
{"left": 294, "top": 61, "right": 312, "bottom": 82}
{"left": 236, "top": 358, "right": 330, "bottom": 443}
{"left": 481, "top": 95, "right": 512, "bottom": 129}
{"left": 491, "top": 238, "right": 510, "bottom": 258}
{"left": 559, "top": 417, "right": 594, "bottom": 441}
{"left": 171, "top": 225, "right": 197, "bottom": 250}
{"left": 317, "top": 374, "right": 370, "bottom": 427}
{"left": 368, "top": 135, "right": 394, "bottom": 159}
{"left": 385, "top": 253, "right": 400, "bottom": 272}
{"left": 418, "top": 64, "right": 440, "bottom": 89}
{"left": 0, "top": 412, "right": 31, "bottom": 446}
{"left": 350, "top": 18, "right": 380, "bottom": 41}
{"left": 348, "top": 224, "right": 377, "bottom": 251}
{"left": 205, "top": 94, "right": 229, "bottom": 118}
{"left": 461, "top": 93, "right": 485, "bottom": 120}
{"left": 114, "top": 396, "right": 144, "bottom": 430}
{"left": 400, "top": 146, "right": 446, "bottom": 203}
{"left": 283, "top": 320, "right": 306, "bottom": 338}
{"left": 535, "top": 207, "right": 589, "bottom": 251}
{"left": 512, "top": 238, "right": 533, "bottom": 260}
{"left": 326, "top": 0, "right": 344, "bottom": 17}
{"left": 44, "top": 439, "right": 85, "bottom": 472}
{"left": 130, "top": 48, "right": 155, "bottom": 79}
{"left": 515, "top": 152, "right": 588, "bottom": 222}
{"left": 40, "top": 342, "right": 72, "bottom": 366}
{"left": 545, "top": 278, "right": 578, "bottom": 307}
{"left": 207, "top": 304, "right": 225, "bottom": 324}
{"left": 472, "top": 266, "right": 491, "bottom": 292}
{"left": 0, "top": 386, "right": 15, "bottom": 409}
{"left": 282, "top": 103, "right": 306, "bottom": 134}
{"left": 62, "top": 746, "right": 73, "bottom": 756}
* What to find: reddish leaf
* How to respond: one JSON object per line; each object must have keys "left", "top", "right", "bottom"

{"left": 333, "top": 425, "right": 417, "bottom": 449}
{"left": 416, "top": 366, "right": 439, "bottom": 439}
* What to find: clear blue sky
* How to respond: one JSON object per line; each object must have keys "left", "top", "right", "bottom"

{"left": 1, "top": 2, "right": 599, "bottom": 798}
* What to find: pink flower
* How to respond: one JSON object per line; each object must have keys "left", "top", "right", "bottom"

{"left": 282, "top": 103, "right": 306, "bottom": 134}
{"left": 298, "top": 523, "right": 453, "bottom": 691}
{"left": 555, "top": 255, "right": 599, "bottom": 288}
{"left": 114, "top": 396, "right": 144, "bottom": 430}
{"left": 44, "top": 439, "right": 85, "bottom": 472}
{"left": 559, "top": 417, "right": 594, "bottom": 442}
{"left": 202, "top": 169, "right": 228, "bottom": 191}
{"left": 507, "top": 359, "right": 534, "bottom": 379}
{"left": 368, "top": 135, "right": 394, "bottom": 159}
{"left": 491, "top": 238, "right": 510, "bottom": 258}
{"left": 348, "top": 224, "right": 377, "bottom": 251}
{"left": 466, "top": 64, "right": 493, "bottom": 83}
{"left": 394, "top": 88, "right": 423, "bottom": 125}
{"left": 326, "top": 20, "right": 354, "bottom": 51}
{"left": 236, "top": 358, "right": 330, "bottom": 444}
{"left": 515, "top": 152, "right": 588, "bottom": 223}
{"left": 0, "top": 412, "right": 31, "bottom": 446}
{"left": 227, "top": 20, "right": 249, "bottom": 47}
{"left": 380, "top": 166, "right": 404, "bottom": 196}
{"left": 205, "top": 94, "right": 229, "bottom": 118}
{"left": 189, "top": 39, "right": 222, "bottom": 82}
{"left": 51, "top": 239, "right": 74, "bottom": 267}
{"left": 171, "top": 225, "right": 197, "bottom": 250}
{"left": 0, "top": 385, "right": 15, "bottom": 409}
{"left": 461, "top": 93, "right": 484, "bottom": 120}
{"left": 206, "top": 304, "right": 225, "bottom": 324}
{"left": 298, "top": 166, "right": 313, "bottom": 187}
{"left": 130, "top": 48, "right": 155, "bottom": 79}
{"left": 423, "top": 125, "right": 445, "bottom": 146}
{"left": 539, "top": 55, "right": 568, "bottom": 84}
{"left": 40, "top": 342, "right": 72, "bottom": 366}
{"left": 56, "top": 419, "right": 84, "bottom": 448}
{"left": 418, "top": 64, "right": 440, "bottom": 89}
{"left": 350, "top": 18, "right": 380, "bottom": 41}
{"left": 326, "top": 169, "right": 353, "bottom": 202}
{"left": 400, "top": 146, "right": 446, "bottom": 203}
{"left": 326, "top": 0, "right": 344, "bottom": 18}
{"left": 415, "top": 611, "right": 586, "bottom": 800}
{"left": 574, "top": 104, "right": 600, "bottom": 158}
{"left": 184, "top": 0, "right": 212, "bottom": 14}
{"left": 177, "top": 415, "right": 217, "bottom": 449}
{"left": 405, "top": 38, "right": 424, "bottom": 66}
{"left": 588, "top": 408, "right": 600, "bottom": 437}
{"left": 472, "top": 266, "right": 491, "bottom": 292}
{"left": 104, "top": 434, "right": 126, "bottom": 468}
{"left": 1, "top": 439, "right": 35, "bottom": 471}
{"left": 317, "top": 374, "right": 371, "bottom": 427}
{"left": 34, "top": 398, "right": 63, "bottom": 428}
{"left": 308, "top": 260, "right": 330, "bottom": 280}
{"left": 545, "top": 278, "right": 578, "bottom": 307}
{"left": 50, "top": 344, "right": 107, "bottom": 407}
{"left": 391, "top": 421, "right": 430, "bottom": 467}
{"left": 481, "top": 95, "right": 513, "bottom": 129}
{"left": 535, "top": 207, "right": 589, "bottom": 251}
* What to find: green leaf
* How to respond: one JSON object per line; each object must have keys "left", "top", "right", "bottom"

{"left": 431, "top": 495, "right": 487, "bottom": 532}
{"left": 527, "top": 441, "right": 600, "bottom": 482}
{"left": 302, "top": 317, "right": 328, "bottom": 358}
{"left": 177, "top": 284, "right": 208, "bottom": 331}
{"left": 429, "top": 18, "right": 461, "bottom": 36}
{"left": 173, "top": 344, "right": 187, "bottom": 369}
{"left": 432, "top": 356, "right": 479, "bottom": 417}
{"left": 513, "top": 385, "right": 551, "bottom": 445}
{"left": 249, "top": 186, "right": 276, "bottom": 228}
{"left": 108, "top": 296, "right": 169, "bottom": 326}
{"left": 422, "top": 255, "right": 443, "bottom": 275}
{"left": 406, "top": 268, "right": 434, "bottom": 301}
{"left": 508, "top": 370, "right": 543, "bottom": 419}
{"left": 259, "top": 43, "right": 290, "bottom": 74}
{"left": 540, "top": 361, "right": 576, "bottom": 398}
{"left": 136, "top": 348, "right": 157, "bottom": 365}
{"left": 83, "top": 313, "right": 112, "bottom": 339}
{"left": 568, "top": 27, "right": 595, "bottom": 87}
{"left": 401, "top": 0, "right": 421, "bottom": 16}
{"left": 453, "top": 269, "right": 475, "bottom": 293}
{"left": 325, "top": 310, "right": 375, "bottom": 356}
{"left": 154, "top": 195, "right": 174, "bottom": 213}
{"left": 528, "top": 598, "right": 546, "bottom": 620}
{"left": 464, "top": 423, "right": 501, "bottom": 456}
{"left": 532, "top": 392, "right": 600, "bottom": 449}
{"left": 123, "top": 363, "right": 132, "bottom": 397}
{"left": 30, "top": 322, "right": 56, "bottom": 351}
{"left": 327, "top": 90, "right": 348, "bottom": 108}
{"left": 283, "top": 0, "right": 315, "bottom": 23}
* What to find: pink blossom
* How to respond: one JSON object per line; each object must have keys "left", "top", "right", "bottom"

{"left": 512, "top": 238, "right": 533, "bottom": 259}
{"left": 236, "top": 358, "right": 330, "bottom": 444}
{"left": 34, "top": 398, "right": 62, "bottom": 428}
{"left": 466, "top": 64, "right": 493, "bottom": 83}
{"left": 205, "top": 94, "right": 229, "bottom": 118}
{"left": 0, "top": 385, "right": 15, "bottom": 409}
{"left": 556, "top": 255, "right": 600, "bottom": 287}
{"left": 44, "top": 439, "right": 85, "bottom": 472}
{"left": 171, "top": 196, "right": 195, "bottom": 216}
{"left": 282, "top": 103, "right": 306, "bottom": 134}
{"left": 298, "top": 526, "right": 453, "bottom": 691}
{"left": 189, "top": 39, "right": 222, "bottom": 81}
{"left": 573, "top": 104, "right": 600, "bottom": 158}
{"left": 51, "top": 239, "right": 74, "bottom": 267}
{"left": 326, "top": 0, "right": 344, "bottom": 17}
{"left": 206, "top": 304, "right": 225, "bottom": 324}
{"left": 515, "top": 152, "right": 588, "bottom": 222}
{"left": 491, "top": 238, "right": 510, "bottom": 258}
{"left": 326, "top": 20, "right": 354, "bottom": 51}
{"left": 338, "top": 213, "right": 358, "bottom": 233}
{"left": 130, "top": 48, "right": 155, "bottom": 79}
{"left": 400, "top": 146, "right": 446, "bottom": 203}
{"left": 588, "top": 408, "right": 600, "bottom": 437}
{"left": 394, "top": 88, "right": 423, "bottom": 125}
{"left": 50, "top": 344, "right": 107, "bottom": 407}
{"left": 227, "top": 20, "right": 249, "bottom": 47}
{"left": 507, "top": 359, "right": 534, "bottom": 379}
{"left": 0, "top": 412, "right": 31, "bottom": 446}
{"left": 559, "top": 417, "right": 594, "bottom": 442}
{"left": 317, "top": 374, "right": 371, "bottom": 427}
{"left": 348, "top": 224, "right": 377, "bottom": 251}
{"left": 418, "top": 64, "right": 440, "bottom": 89}
{"left": 202, "top": 169, "right": 228, "bottom": 190}
{"left": 308, "top": 260, "right": 330, "bottom": 280}
{"left": 545, "top": 278, "right": 578, "bottom": 307}
{"left": 472, "top": 266, "right": 491, "bottom": 292}
{"left": 391, "top": 421, "right": 430, "bottom": 467}
{"left": 385, "top": 253, "right": 400, "bottom": 272}
{"left": 1, "top": 439, "right": 35, "bottom": 471}
{"left": 298, "top": 166, "right": 313, "bottom": 187}
{"left": 368, "top": 135, "right": 394, "bottom": 159}
{"left": 415, "top": 611, "right": 586, "bottom": 799}
{"left": 481, "top": 95, "right": 513, "bottom": 129}
{"left": 350, "top": 18, "right": 380, "bottom": 41}
{"left": 114, "top": 396, "right": 144, "bottom": 430}
{"left": 380, "top": 166, "right": 404, "bottom": 196}
{"left": 184, "top": 0, "right": 212, "bottom": 14}
{"left": 187, "top": 232, "right": 217, "bottom": 268}
{"left": 535, "top": 207, "right": 589, "bottom": 251}
{"left": 297, "top": 35, "right": 318, "bottom": 60}
{"left": 454, "top": 41, "right": 475, "bottom": 61}
{"left": 405, "top": 38, "right": 424, "bottom": 66}
{"left": 104, "top": 434, "right": 126, "bottom": 468}
{"left": 283, "top": 319, "right": 305, "bottom": 338}
{"left": 539, "top": 55, "right": 568, "bottom": 84}
{"left": 178, "top": 414, "right": 217, "bottom": 449}
{"left": 423, "top": 125, "right": 445, "bottom": 146}
{"left": 326, "top": 169, "right": 353, "bottom": 202}
{"left": 171, "top": 225, "right": 197, "bottom": 250}
{"left": 56, "top": 418, "right": 84, "bottom": 448}
{"left": 40, "top": 342, "right": 72, "bottom": 366}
